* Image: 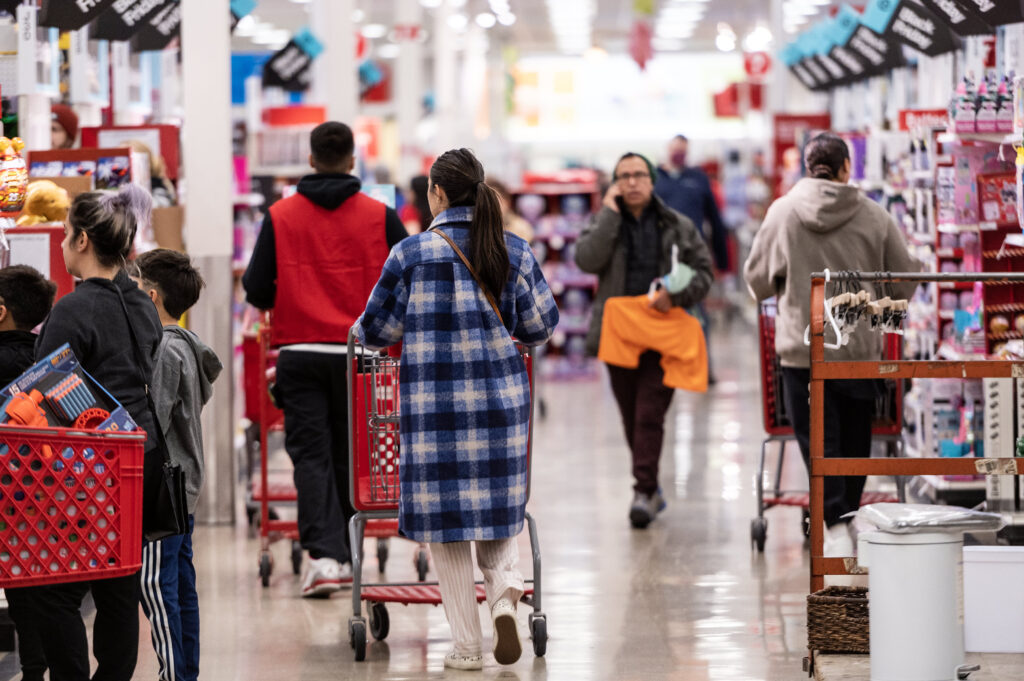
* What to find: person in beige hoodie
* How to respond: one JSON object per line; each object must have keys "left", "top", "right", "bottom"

{"left": 744, "top": 133, "right": 919, "bottom": 554}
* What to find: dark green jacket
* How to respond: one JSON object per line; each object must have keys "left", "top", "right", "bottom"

{"left": 575, "top": 195, "right": 714, "bottom": 356}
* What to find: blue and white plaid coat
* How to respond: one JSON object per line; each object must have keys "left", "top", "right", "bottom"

{"left": 355, "top": 207, "right": 559, "bottom": 543}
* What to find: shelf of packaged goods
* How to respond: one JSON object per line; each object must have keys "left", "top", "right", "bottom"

{"left": 936, "top": 248, "right": 964, "bottom": 259}
{"left": 938, "top": 310, "right": 955, "bottom": 320}
{"left": 988, "top": 331, "right": 1024, "bottom": 342}
{"left": 249, "top": 165, "right": 309, "bottom": 178}
{"left": 233, "top": 193, "right": 266, "bottom": 208}
{"left": 910, "top": 170, "right": 935, "bottom": 182}
{"left": 938, "top": 281, "right": 975, "bottom": 290}
{"left": 533, "top": 231, "right": 580, "bottom": 245}
{"left": 555, "top": 320, "right": 590, "bottom": 336}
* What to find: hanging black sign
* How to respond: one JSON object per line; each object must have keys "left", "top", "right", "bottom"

{"left": 844, "top": 12, "right": 906, "bottom": 77}
{"left": 130, "top": 1, "right": 181, "bottom": 51}
{"left": 93, "top": 0, "right": 173, "bottom": 41}
{"left": 861, "top": 0, "right": 962, "bottom": 57}
{"left": 782, "top": 44, "right": 824, "bottom": 91}
{"left": 826, "top": 7, "right": 878, "bottom": 83}
{"left": 262, "top": 40, "right": 314, "bottom": 92}
{"left": 950, "top": 0, "right": 1024, "bottom": 26}
{"left": 39, "top": 0, "right": 119, "bottom": 30}
{"left": 919, "top": 0, "right": 994, "bottom": 35}
{"left": 230, "top": 0, "right": 256, "bottom": 32}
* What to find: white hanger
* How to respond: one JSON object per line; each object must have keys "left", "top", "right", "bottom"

{"left": 803, "top": 268, "right": 844, "bottom": 350}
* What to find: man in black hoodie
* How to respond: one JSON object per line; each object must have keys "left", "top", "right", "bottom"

{"left": 243, "top": 122, "right": 406, "bottom": 597}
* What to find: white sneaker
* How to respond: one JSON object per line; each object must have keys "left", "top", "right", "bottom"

{"left": 491, "top": 598, "right": 522, "bottom": 665}
{"left": 336, "top": 561, "right": 354, "bottom": 588}
{"left": 444, "top": 651, "right": 484, "bottom": 671}
{"left": 301, "top": 557, "right": 342, "bottom": 598}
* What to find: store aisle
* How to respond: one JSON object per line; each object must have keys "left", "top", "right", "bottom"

{"left": 2, "top": 319, "right": 815, "bottom": 680}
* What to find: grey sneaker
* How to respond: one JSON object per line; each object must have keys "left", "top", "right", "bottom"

{"left": 629, "top": 491, "right": 665, "bottom": 529}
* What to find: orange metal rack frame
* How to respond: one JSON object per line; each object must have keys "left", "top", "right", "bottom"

{"left": 805, "top": 271, "right": 1024, "bottom": 673}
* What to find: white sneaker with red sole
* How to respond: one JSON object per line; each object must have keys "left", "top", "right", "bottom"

{"left": 301, "top": 557, "right": 343, "bottom": 598}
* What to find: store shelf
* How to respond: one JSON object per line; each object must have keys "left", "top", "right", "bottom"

{"left": 907, "top": 232, "right": 934, "bottom": 247}
{"left": 517, "top": 183, "right": 599, "bottom": 195}
{"left": 986, "top": 302, "right": 1024, "bottom": 314}
{"left": 249, "top": 165, "right": 309, "bottom": 177}
{"left": 919, "top": 474, "right": 986, "bottom": 492}
{"left": 233, "top": 193, "right": 265, "bottom": 208}
{"left": 938, "top": 132, "right": 1017, "bottom": 145}
{"left": 938, "top": 310, "right": 956, "bottom": 320}
{"left": 936, "top": 248, "right": 964, "bottom": 259}
{"left": 988, "top": 331, "right": 1024, "bottom": 342}
{"left": 983, "top": 247, "right": 1024, "bottom": 259}
{"left": 938, "top": 281, "right": 975, "bottom": 290}
{"left": 533, "top": 231, "right": 580, "bottom": 244}
{"left": 937, "top": 223, "right": 979, "bottom": 234}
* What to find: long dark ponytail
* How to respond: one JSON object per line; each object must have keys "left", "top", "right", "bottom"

{"left": 69, "top": 185, "right": 152, "bottom": 268}
{"left": 430, "top": 148, "right": 510, "bottom": 302}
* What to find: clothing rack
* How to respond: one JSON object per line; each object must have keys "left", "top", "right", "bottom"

{"left": 804, "top": 270, "right": 1024, "bottom": 675}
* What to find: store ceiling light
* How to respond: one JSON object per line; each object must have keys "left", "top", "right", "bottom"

{"left": 489, "top": 0, "right": 510, "bottom": 12}
{"left": 743, "top": 25, "right": 773, "bottom": 52}
{"left": 420, "top": 0, "right": 443, "bottom": 7}
{"left": 253, "top": 28, "right": 291, "bottom": 45}
{"left": 476, "top": 12, "right": 497, "bottom": 28}
{"left": 361, "top": 23, "right": 388, "bottom": 39}
{"left": 378, "top": 44, "right": 401, "bottom": 59}
{"left": 235, "top": 15, "right": 257, "bottom": 37}
{"left": 547, "top": 0, "right": 595, "bottom": 54}
{"left": 447, "top": 12, "right": 469, "bottom": 31}
{"left": 449, "top": 0, "right": 468, "bottom": 7}
{"left": 497, "top": 12, "right": 516, "bottom": 26}
{"left": 715, "top": 32, "right": 736, "bottom": 52}
{"left": 653, "top": 37, "right": 685, "bottom": 51}
{"left": 353, "top": 9, "right": 365, "bottom": 22}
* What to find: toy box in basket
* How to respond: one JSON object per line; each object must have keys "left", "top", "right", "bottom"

{"left": 0, "top": 344, "right": 146, "bottom": 587}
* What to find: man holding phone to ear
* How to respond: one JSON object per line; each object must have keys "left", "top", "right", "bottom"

{"left": 575, "top": 152, "right": 713, "bottom": 529}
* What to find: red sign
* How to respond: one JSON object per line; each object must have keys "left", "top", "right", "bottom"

{"left": 393, "top": 24, "right": 421, "bottom": 42}
{"left": 744, "top": 52, "right": 772, "bottom": 79}
{"left": 898, "top": 108, "right": 949, "bottom": 132}
{"left": 629, "top": 20, "right": 653, "bottom": 70}
{"left": 772, "top": 113, "right": 831, "bottom": 197}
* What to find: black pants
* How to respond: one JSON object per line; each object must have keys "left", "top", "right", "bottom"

{"left": 23, "top": 572, "right": 141, "bottom": 681}
{"left": 607, "top": 351, "right": 676, "bottom": 496}
{"left": 275, "top": 350, "right": 354, "bottom": 564}
{"left": 6, "top": 587, "right": 46, "bottom": 681}
{"left": 780, "top": 367, "right": 876, "bottom": 527}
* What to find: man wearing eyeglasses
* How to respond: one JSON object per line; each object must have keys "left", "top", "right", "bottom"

{"left": 576, "top": 152, "right": 713, "bottom": 529}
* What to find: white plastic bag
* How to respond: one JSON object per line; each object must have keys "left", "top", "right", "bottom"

{"left": 851, "top": 503, "right": 1005, "bottom": 534}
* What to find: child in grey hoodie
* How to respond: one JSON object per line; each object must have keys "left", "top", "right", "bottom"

{"left": 134, "top": 249, "right": 223, "bottom": 681}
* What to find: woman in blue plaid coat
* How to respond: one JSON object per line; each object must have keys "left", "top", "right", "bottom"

{"left": 355, "top": 149, "right": 558, "bottom": 670}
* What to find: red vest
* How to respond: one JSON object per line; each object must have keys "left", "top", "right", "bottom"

{"left": 269, "top": 192, "right": 389, "bottom": 347}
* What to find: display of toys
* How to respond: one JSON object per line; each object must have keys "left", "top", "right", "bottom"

{"left": 16, "top": 180, "right": 70, "bottom": 226}
{"left": 0, "top": 137, "right": 27, "bottom": 213}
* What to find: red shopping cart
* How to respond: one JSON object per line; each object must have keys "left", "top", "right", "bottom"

{"left": 345, "top": 331, "right": 547, "bottom": 662}
{"left": 245, "top": 317, "right": 417, "bottom": 587}
{"left": 751, "top": 299, "right": 905, "bottom": 552}
{"left": 0, "top": 425, "right": 145, "bottom": 587}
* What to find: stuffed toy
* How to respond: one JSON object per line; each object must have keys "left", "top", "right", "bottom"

{"left": 0, "top": 137, "right": 26, "bottom": 212}
{"left": 16, "top": 180, "right": 70, "bottom": 226}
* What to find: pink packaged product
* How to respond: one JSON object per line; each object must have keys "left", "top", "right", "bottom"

{"left": 939, "top": 233, "right": 960, "bottom": 249}
{"left": 940, "top": 292, "right": 959, "bottom": 310}
{"left": 959, "top": 291, "right": 975, "bottom": 310}
{"left": 940, "top": 261, "right": 961, "bottom": 273}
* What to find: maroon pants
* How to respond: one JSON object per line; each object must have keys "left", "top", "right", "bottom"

{"left": 607, "top": 351, "right": 676, "bottom": 495}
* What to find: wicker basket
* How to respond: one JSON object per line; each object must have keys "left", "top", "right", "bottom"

{"left": 807, "top": 586, "right": 869, "bottom": 654}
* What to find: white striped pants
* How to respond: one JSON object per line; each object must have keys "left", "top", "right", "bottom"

{"left": 430, "top": 538, "right": 524, "bottom": 655}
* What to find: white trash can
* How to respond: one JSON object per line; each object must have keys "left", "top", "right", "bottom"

{"left": 858, "top": 531, "right": 965, "bottom": 681}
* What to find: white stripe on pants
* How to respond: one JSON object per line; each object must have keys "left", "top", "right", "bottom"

{"left": 430, "top": 538, "right": 524, "bottom": 656}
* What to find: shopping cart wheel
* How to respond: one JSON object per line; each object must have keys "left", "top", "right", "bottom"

{"left": 750, "top": 518, "right": 767, "bottom": 553}
{"left": 376, "top": 539, "right": 388, "bottom": 573}
{"left": 416, "top": 547, "right": 429, "bottom": 582}
{"left": 529, "top": 614, "right": 547, "bottom": 657}
{"left": 259, "top": 552, "right": 271, "bottom": 587}
{"left": 369, "top": 602, "right": 390, "bottom": 641}
{"left": 349, "top": 618, "right": 367, "bottom": 661}
{"left": 290, "top": 541, "right": 302, "bottom": 575}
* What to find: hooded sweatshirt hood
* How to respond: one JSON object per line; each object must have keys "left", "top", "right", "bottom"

{"left": 789, "top": 177, "right": 863, "bottom": 234}
{"left": 297, "top": 173, "right": 362, "bottom": 211}
{"left": 162, "top": 326, "right": 222, "bottom": 405}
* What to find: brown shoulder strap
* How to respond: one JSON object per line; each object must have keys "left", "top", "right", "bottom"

{"left": 429, "top": 228, "right": 504, "bottom": 326}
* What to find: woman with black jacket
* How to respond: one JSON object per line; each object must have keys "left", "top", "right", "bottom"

{"left": 28, "top": 186, "right": 162, "bottom": 681}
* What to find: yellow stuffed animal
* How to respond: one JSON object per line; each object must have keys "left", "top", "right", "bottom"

{"left": 16, "top": 180, "right": 70, "bottom": 226}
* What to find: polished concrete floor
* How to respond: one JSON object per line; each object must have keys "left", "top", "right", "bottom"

{"left": 0, "top": 320, "right": 909, "bottom": 679}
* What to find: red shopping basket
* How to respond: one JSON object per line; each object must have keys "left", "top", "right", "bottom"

{"left": 0, "top": 425, "right": 146, "bottom": 587}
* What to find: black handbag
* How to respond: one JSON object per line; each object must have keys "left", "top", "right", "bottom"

{"left": 115, "top": 287, "right": 188, "bottom": 541}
